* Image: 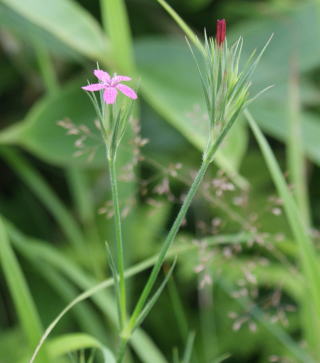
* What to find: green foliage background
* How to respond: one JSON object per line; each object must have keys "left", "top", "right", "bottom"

{"left": 0, "top": 0, "right": 320, "bottom": 362}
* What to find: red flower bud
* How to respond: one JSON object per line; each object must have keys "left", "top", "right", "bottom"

{"left": 216, "top": 19, "right": 226, "bottom": 46}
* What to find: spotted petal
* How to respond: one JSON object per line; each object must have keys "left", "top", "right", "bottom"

{"left": 103, "top": 87, "right": 118, "bottom": 104}
{"left": 82, "top": 83, "right": 105, "bottom": 91}
{"left": 116, "top": 84, "right": 137, "bottom": 100}
{"left": 94, "top": 69, "right": 111, "bottom": 82}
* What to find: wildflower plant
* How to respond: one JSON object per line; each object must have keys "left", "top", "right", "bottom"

{"left": 81, "top": 68, "right": 138, "bottom": 336}
{"left": 188, "top": 19, "right": 272, "bottom": 163}
{"left": 30, "top": 19, "right": 271, "bottom": 363}
{"left": 81, "top": 20, "right": 271, "bottom": 362}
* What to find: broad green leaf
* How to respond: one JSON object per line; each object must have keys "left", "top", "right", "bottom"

{"left": 0, "top": 80, "right": 104, "bottom": 167}
{"left": 0, "top": 329, "right": 28, "bottom": 363}
{"left": 230, "top": 2, "right": 320, "bottom": 84}
{"left": 0, "top": 0, "right": 108, "bottom": 60}
{"left": 229, "top": 1, "right": 320, "bottom": 166}
{"left": 0, "top": 4, "right": 81, "bottom": 61}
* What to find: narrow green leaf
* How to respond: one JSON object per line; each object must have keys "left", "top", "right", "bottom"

{"left": 100, "top": 0, "right": 135, "bottom": 74}
{"left": 33, "top": 41, "right": 59, "bottom": 95}
{"left": 132, "top": 259, "right": 177, "bottom": 332}
{"left": 167, "top": 277, "right": 189, "bottom": 341}
{"left": 173, "top": 348, "right": 180, "bottom": 363}
{"left": 105, "top": 241, "right": 122, "bottom": 328}
{"left": 0, "top": 216, "right": 48, "bottom": 363}
{"left": 182, "top": 332, "right": 196, "bottom": 363}
{"left": 6, "top": 221, "right": 167, "bottom": 363}
{"left": 135, "top": 38, "right": 249, "bottom": 189}
{"left": 19, "top": 231, "right": 246, "bottom": 362}
{"left": 286, "top": 58, "right": 310, "bottom": 227}
{"left": 155, "top": 0, "right": 204, "bottom": 54}
{"left": 212, "top": 353, "right": 231, "bottom": 363}
{"left": 0, "top": 147, "right": 85, "bottom": 251}
{"left": 47, "top": 333, "right": 116, "bottom": 362}
{"left": 245, "top": 109, "right": 320, "bottom": 359}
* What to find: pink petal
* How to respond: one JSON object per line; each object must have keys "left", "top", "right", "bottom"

{"left": 112, "top": 75, "right": 131, "bottom": 85}
{"left": 94, "top": 69, "right": 111, "bottom": 82}
{"left": 116, "top": 83, "right": 137, "bottom": 100}
{"left": 82, "top": 83, "right": 105, "bottom": 91}
{"left": 103, "top": 87, "right": 118, "bottom": 104}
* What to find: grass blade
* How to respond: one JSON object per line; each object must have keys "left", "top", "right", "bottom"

{"left": 133, "top": 258, "right": 177, "bottom": 332}
{"left": 245, "top": 109, "right": 320, "bottom": 359}
{"left": 287, "top": 57, "right": 310, "bottom": 227}
{"left": 0, "top": 216, "right": 48, "bottom": 363}
{"left": 100, "top": 0, "right": 135, "bottom": 74}
{"left": 155, "top": 0, "right": 204, "bottom": 54}
{"left": 5, "top": 221, "right": 167, "bottom": 363}
{"left": 47, "top": 333, "right": 116, "bottom": 362}
{"left": 0, "top": 147, "right": 85, "bottom": 252}
{"left": 182, "top": 332, "right": 196, "bottom": 363}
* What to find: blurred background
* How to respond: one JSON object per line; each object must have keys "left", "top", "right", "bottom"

{"left": 1, "top": 0, "right": 320, "bottom": 362}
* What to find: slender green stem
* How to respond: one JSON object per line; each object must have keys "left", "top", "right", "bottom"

{"left": 287, "top": 57, "right": 310, "bottom": 227}
{"left": 124, "top": 157, "right": 211, "bottom": 337}
{"left": 33, "top": 42, "right": 58, "bottom": 95}
{"left": 245, "top": 109, "right": 320, "bottom": 358}
{"left": 155, "top": 0, "right": 204, "bottom": 55}
{"left": 116, "top": 336, "right": 129, "bottom": 363}
{"left": 100, "top": 0, "right": 135, "bottom": 74}
{"left": 108, "top": 156, "right": 127, "bottom": 328}
{"left": 167, "top": 277, "right": 189, "bottom": 341}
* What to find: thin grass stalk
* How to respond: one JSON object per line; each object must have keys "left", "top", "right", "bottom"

{"left": 287, "top": 57, "right": 310, "bottom": 227}
{"left": 124, "top": 157, "right": 211, "bottom": 338}
{"left": 28, "top": 228, "right": 304, "bottom": 363}
{"left": 0, "top": 217, "right": 49, "bottom": 363}
{"left": 167, "top": 277, "right": 189, "bottom": 341}
{"left": 155, "top": 0, "right": 204, "bottom": 55}
{"left": 108, "top": 156, "right": 127, "bottom": 328}
{"left": 0, "top": 147, "right": 85, "bottom": 252}
{"left": 33, "top": 41, "right": 58, "bottom": 95}
{"left": 100, "top": 0, "right": 135, "bottom": 74}
{"left": 245, "top": 109, "right": 320, "bottom": 359}
{"left": 66, "top": 167, "right": 104, "bottom": 278}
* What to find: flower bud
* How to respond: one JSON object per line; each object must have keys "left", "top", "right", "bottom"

{"left": 216, "top": 19, "right": 226, "bottom": 46}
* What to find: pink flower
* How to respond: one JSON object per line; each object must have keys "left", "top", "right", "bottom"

{"left": 82, "top": 69, "right": 138, "bottom": 104}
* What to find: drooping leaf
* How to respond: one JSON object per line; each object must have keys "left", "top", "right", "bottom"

{"left": 47, "top": 333, "right": 116, "bottom": 362}
{"left": 0, "top": 0, "right": 109, "bottom": 60}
